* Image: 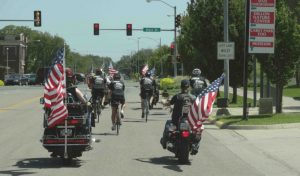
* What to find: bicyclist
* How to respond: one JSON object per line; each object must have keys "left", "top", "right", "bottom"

{"left": 139, "top": 71, "right": 156, "bottom": 118}
{"left": 90, "top": 68, "right": 107, "bottom": 108}
{"left": 108, "top": 73, "right": 125, "bottom": 131}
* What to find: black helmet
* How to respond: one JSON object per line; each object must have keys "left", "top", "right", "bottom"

{"left": 113, "top": 73, "right": 121, "bottom": 80}
{"left": 181, "top": 79, "right": 190, "bottom": 89}
{"left": 192, "top": 68, "right": 201, "bottom": 77}
{"left": 95, "top": 68, "right": 102, "bottom": 76}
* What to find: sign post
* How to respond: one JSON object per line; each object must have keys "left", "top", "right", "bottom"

{"left": 248, "top": 0, "right": 276, "bottom": 54}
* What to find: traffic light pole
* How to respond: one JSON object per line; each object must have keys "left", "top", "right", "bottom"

{"left": 173, "top": 6, "right": 177, "bottom": 77}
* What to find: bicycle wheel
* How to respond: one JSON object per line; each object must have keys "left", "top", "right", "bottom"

{"left": 116, "top": 107, "right": 120, "bottom": 135}
{"left": 96, "top": 98, "right": 102, "bottom": 123}
{"left": 145, "top": 95, "right": 149, "bottom": 122}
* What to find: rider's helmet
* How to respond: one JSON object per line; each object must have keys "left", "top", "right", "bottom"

{"left": 113, "top": 73, "right": 121, "bottom": 80}
{"left": 145, "top": 71, "right": 151, "bottom": 78}
{"left": 95, "top": 68, "right": 103, "bottom": 76}
{"left": 181, "top": 79, "right": 190, "bottom": 89}
{"left": 191, "top": 68, "right": 201, "bottom": 77}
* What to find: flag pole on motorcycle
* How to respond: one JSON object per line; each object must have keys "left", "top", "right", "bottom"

{"left": 62, "top": 43, "right": 68, "bottom": 159}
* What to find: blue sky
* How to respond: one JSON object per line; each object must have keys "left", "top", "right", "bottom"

{"left": 0, "top": 0, "right": 189, "bottom": 62}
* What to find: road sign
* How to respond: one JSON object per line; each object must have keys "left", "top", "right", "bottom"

{"left": 143, "top": 28, "right": 161, "bottom": 32}
{"left": 248, "top": 0, "right": 276, "bottom": 54}
{"left": 218, "top": 42, "right": 235, "bottom": 60}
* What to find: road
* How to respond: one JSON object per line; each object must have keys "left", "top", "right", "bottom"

{"left": 0, "top": 82, "right": 299, "bottom": 176}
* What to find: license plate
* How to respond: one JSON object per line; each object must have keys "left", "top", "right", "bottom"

{"left": 60, "top": 129, "right": 73, "bottom": 137}
{"left": 180, "top": 122, "right": 189, "bottom": 130}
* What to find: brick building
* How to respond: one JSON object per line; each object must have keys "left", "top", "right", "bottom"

{"left": 0, "top": 33, "right": 27, "bottom": 80}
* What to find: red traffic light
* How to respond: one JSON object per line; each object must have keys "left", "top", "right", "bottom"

{"left": 94, "top": 23, "right": 100, "bottom": 35}
{"left": 126, "top": 24, "right": 132, "bottom": 36}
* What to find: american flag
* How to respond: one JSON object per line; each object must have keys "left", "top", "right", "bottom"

{"left": 44, "top": 48, "right": 68, "bottom": 128}
{"left": 108, "top": 62, "right": 118, "bottom": 76}
{"left": 188, "top": 73, "right": 225, "bottom": 131}
{"left": 141, "top": 64, "right": 148, "bottom": 76}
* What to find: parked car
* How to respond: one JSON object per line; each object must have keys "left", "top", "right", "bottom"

{"left": 4, "top": 74, "right": 22, "bottom": 85}
{"left": 20, "top": 74, "right": 37, "bottom": 85}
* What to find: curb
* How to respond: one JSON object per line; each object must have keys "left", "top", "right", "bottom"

{"left": 207, "top": 117, "right": 300, "bottom": 130}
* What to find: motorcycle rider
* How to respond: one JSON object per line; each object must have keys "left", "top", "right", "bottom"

{"left": 160, "top": 79, "right": 201, "bottom": 154}
{"left": 65, "top": 68, "right": 87, "bottom": 104}
{"left": 140, "top": 71, "right": 156, "bottom": 118}
{"left": 150, "top": 74, "right": 159, "bottom": 109}
{"left": 108, "top": 73, "right": 125, "bottom": 131}
{"left": 190, "top": 68, "right": 208, "bottom": 96}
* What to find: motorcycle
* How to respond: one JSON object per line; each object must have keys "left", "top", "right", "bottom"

{"left": 163, "top": 117, "right": 194, "bottom": 164}
{"left": 40, "top": 94, "right": 93, "bottom": 162}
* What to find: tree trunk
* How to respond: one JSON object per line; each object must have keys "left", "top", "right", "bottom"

{"left": 231, "top": 86, "right": 237, "bottom": 103}
{"left": 275, "top": 83, "right": 283, "bottom": 113}
{"left": 296, "top": 70, "right": 300, "bottom": 87}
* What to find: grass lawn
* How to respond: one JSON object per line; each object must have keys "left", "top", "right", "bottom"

{"left": 213, "top": 112, "right": 300, "bottom": 126}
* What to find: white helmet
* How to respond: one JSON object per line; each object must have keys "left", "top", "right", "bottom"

{"left": 192, "top": 68, "right": 201, "bottom": 77}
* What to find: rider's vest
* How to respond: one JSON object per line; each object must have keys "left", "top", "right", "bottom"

{"left": 142, "top": 77, "right": 153, "bottom": 91}
{"left": 191, "top": 77, "right": 205, "bottom": 90}
{"left": 93, "top": 76, "right": 105, "bottom": 89}
{"left": 177, "top": 93, "right": 193, "bottom": 117}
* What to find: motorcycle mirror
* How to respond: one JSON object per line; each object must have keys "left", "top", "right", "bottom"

{"left": 40, "top": 97, "right": 45, "bottom": 104}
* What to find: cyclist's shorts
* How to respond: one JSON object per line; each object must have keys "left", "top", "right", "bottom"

{"left": 140, "top": 90, "right": 153, "bottom": 99}
{"left": 92, "top": 89, "right": 105, "bottom": 99}
{"left": 111, "top": 94, "right": 125, "bottom": 107}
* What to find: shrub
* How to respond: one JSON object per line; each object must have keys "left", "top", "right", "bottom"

{"left": 0, "top": 80, "right": 4, "bottom": 86}
{"left": 160, "top": 77, "right": 175, "bottom": 90}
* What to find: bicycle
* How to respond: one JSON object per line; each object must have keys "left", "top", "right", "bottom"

{"left": 143, "top": 92, "right": 150, "bottom": 122}
{"left": 93, "top": 96, "right": 102, "bottom": 123}
{"left": 114, "top": 101, "right": 122, "bottom": 135}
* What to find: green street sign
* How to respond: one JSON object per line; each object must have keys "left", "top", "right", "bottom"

{"left": 143, "top": 28, "right": 161, "bottom": 32}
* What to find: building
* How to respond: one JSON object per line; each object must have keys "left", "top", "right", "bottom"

{"left": 0, "top": 33, "right": 27, "bottom": 80}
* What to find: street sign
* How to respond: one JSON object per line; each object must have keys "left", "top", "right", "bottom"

{"left": 248, "top": 0, "right": 276, "bottom": 54}
{"left": 143, "top": 28, "right": 161, "bottom": 32}
{"left": 218, "top": 42, "right": 235, "bottom": 60}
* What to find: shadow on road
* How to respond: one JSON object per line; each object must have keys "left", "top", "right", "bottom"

{"left": 0, "top": 169, "right": 36, "bottom": 176}
{"left": 93, "top": 132, "right": 117, "bottom": 136}
{"left": 135, "top": 156, "right": 190, "bottom": 172}
{"left": 13, "top": 157, "right": 83, "bottom": 169}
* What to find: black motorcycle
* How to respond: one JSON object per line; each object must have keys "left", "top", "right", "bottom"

{"left": 40, "top": 94, "right": 92, "bottom": 162}
{"left": 163, "top": 117, "right": 194, "bottom": 164}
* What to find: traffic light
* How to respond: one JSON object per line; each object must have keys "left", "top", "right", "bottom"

{"left": 126, "top": 24, "right": 132, "bottom": 36}
{"left": 94, "top": 23, "right": 99, "bottom": 35}
{"left": 34, "top": 10, "right": 41, "bottom": 27}
{"left": 176, "top": 55, "right": 181, "bottom": 62}
{"left": 175, "top": 15, "right": 181, "bottom": 28}
{"left": 170, "top": 42, "right": 175, "bottom": 55}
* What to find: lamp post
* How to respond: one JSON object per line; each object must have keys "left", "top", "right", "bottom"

{"left": 138, "top": 36, "right": 163, "bottom": 76}
{"left": 6, "top": 47, "right": 9, "bottom": 75}
{"left": 146, "top": 0, "right": 177, "bottom": 77}
{"left": 127, "top": 38, "right": 140, "bottom": 74}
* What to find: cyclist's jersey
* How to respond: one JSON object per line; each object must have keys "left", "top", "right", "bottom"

{"left": 92, "top": 75, "right": 106, "bottom": 90}
{"left": 140, "top": 77, "right": 155, "bottom": 92}
{"left": 109, "top": 80, "right": 125, "bottom": 97}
